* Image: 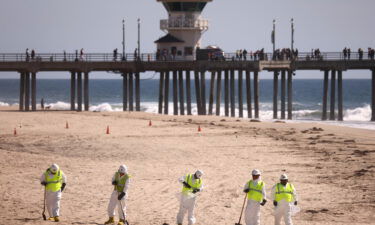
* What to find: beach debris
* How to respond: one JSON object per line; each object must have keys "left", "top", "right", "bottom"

{"left": 198, "top": 125, "right": 202, "bottom": 132}
{"left": 13, "top": 128, "right": 17, "bottom": 136}
{"left": 149, "top": 120, "right": 152, "bottom": 126}
{"left": 65, "top": 121, "right": 69, "bottom": 129}
{"left": 106, "top": 126, "right": 110, "bottom": 134}
{"left": 249, "top": 119, "right": 260, "bottom": 122}
{"left": 274, "top": 120, "right": 285, "bottom": 123}
{"left": 209, "top": 122, "right": 215, "bottom": 125}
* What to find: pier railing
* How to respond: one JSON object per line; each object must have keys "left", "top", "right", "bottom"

{"left": 0, "top": 52, "right": 373, "bottom": 62}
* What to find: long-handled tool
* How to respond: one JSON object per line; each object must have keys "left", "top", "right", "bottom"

{"left": 235, "top": 194, "right": 247, "bottom": 225}
{"left": 42, "top": 187, "right": 47, "bottom": 220}
{"left": 118, "top": 193, "right": 129, "bottom": 225}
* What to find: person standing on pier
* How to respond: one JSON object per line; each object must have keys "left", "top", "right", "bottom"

{"left": 271, "top": 174, "right": 298, "bottom": 225}
{"left": 113, "top": 48, "right": 118, "bottom": 61}
{"left": 40, "top": 164, "right": 67, "bottom": 222}
{"left": 80, "top": 48, "right": 84, "bottom": 61}
{"left": 104, "top": 165, "right": 131, "bottom": 225}
{"left": 243, "top": 169, "right": 267, "bottom": 225}
{"left": 26, "top": 48, "right": 30, "bottom": 61}
{"left": 177, "top": 170, "right": 204, "bottom": 225}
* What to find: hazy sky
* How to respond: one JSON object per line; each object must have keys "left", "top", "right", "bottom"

{"left": 0, "top": 0, "right": 374, "bottom": 78}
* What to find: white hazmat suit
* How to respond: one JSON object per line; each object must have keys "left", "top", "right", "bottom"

{"left": 107, "top": 172, "right": 130, "bottom": 220}
{"left": 271, "top": 183, "right": 298, "bottom": 225}
{"left": 177, "top": 171, "right": 203, "bottom": 225}
{"left": 40, "top": 168, "right": 67, "bottom": 219}
{"left": 243, "top": 179, "right": 266, "bottom": 225}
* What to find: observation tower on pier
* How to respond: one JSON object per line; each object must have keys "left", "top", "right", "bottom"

{"left": 155, "top": 0, "right": 212, "bottom": 60}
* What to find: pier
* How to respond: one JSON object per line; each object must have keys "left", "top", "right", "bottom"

{"left": 0, "top": 52, "right": 374, "bottom": 121}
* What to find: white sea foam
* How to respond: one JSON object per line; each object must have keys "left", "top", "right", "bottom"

{"left": 0, "top": 101, "right": 10, "bottom": 106}
{"left": 344, "top": 104, "right": 371, "bottom": 121}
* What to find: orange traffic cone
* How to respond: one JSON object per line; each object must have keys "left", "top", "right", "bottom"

{"left": 65, "top": 121, "right": 69, "bottom": 129}
{"left": 14, "top": 128, "right": 17, "bottom": 136}
{"left": 149, "top": 120, "right": 152, "bottom": 126}
{"left": 106, "top": 126, "right": 110, "bottom": 134}
{"left": 198, "top": 125, "right": 202, "bottom": 132}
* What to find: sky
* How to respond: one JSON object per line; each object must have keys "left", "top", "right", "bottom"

{"left": 0, "top": 0, "right": 374, "bottom": 79}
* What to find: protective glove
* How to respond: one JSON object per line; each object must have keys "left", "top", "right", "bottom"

{"left": 118, "top": 192, "right": 125, "bottom": 200}
{"left": 243, "top": 188, "right": 250, "bottom": 193}
{"left": 260, "top": 199, "right": 267, "bottom": 206}
{"left": 273, "top": 201, "right": 278, "bottom": 206}
{"left": 61, "top": 183, "right": 66, "bottom": 192}
{"left": 192, "top": 188, "right": 200, "bottom": 194}
{"left": 294, "top": 201, "right": 298, "bottom": 206}
{"left": 112, "top": 180, "right": 117, "bottom": 185}
{"left": 41, "top": 181, "right": 47, "bottom": 186}
{"left": 182, "top": 181, "right": 191, "bottom": 188}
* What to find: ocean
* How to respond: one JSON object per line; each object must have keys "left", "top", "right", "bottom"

{"left": 0, "top": 78, "right": 374, "bottom": 130}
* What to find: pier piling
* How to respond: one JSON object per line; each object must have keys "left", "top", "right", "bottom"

{"left": 186, "top": 71, "right": 192, "bottom": 115}
{"left": 19, "top": 73, "right": 25, "bottom": 111}
{"left": 281, "top": 70, "right": 286, "bottom": 119}
{"left": 224, "top": 70, "right": 229, "bottom": 117}
{"left": 84, "top": 72, "right": 89, "bottom": 111}
{"left": 173, "top": 71, "right": 178, "bottom": 115}
{"left": 200, "top": 71, "right": 206, "bottom": 115}
{"left": 216, "top": 70, "right": 222, "bottom": 116}
{"left": 135, "top": 72, "right": 140, "bottom": 111}
{"left": 230, "top": 70, "right": 235, "bottom": 117}
{"left": 31, "top": 72, "right": 36, "bottom": 111}
{"left": 287, "top": 70, "right": 293, "bottom": 119}
{"left": 238, "top": 70, "right": 243, "bottom": 118}
{"left": 208, "top": 71, "right": 215, "bottom": 115}
{"left": 129, "top": 73, "right": 134, "bottom": 111}
{"left": 123, "top": 72, "right": 128, "bottom": 111}
{"left": 178, "top": 70, "right": 185, "bottom": 115}
{"left": 194, "top": 71, "right": 202, "bottom": 115}
{"left": 164, "top": 71, "right": 170, "bottom": 114}
{"left": 273, "top": 71, "right": 278, "bottom": 119}
{"left": 338, "top": 70, "right": 343, "bottom": 121}
{"left": 330, "top": 70, "right": 336, "bottom": 120}
{"left": 158, "top": 71, "right": 164, "bottom": 114}
{"left": 254, "top": 71, "right": 259, "bottom": 119}
{"left": 25, "top": 72, "right": 30, "bottom": 111}
{"left": 246, "top": 70, "right": 252, "bottom": 118}
{"left": 322, "top": 70, "right": 329, "bottom": 120}
{"left": 70, "top": 72, "right": 76, "bottom": 111}
{"left": 77, "top": 72, "right": 82, "bottom": 111}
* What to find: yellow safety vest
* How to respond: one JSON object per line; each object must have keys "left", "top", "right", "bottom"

{"left": 247, "top": 180, "right": 264, "bottom": 202}
{"left": 275, "top": 183, "right": 295, "bottom": 202}
{"left": 44, "top": 169, "right": 63, "bottom": 192}
{"left": 114, "top": 172, "right": 130, "bottom": 192}
{"left": 182, "top": 174, "right": 202, "bottom": 195}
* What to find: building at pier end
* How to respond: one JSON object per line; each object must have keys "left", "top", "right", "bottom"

{"left": 155, "top": 0, "right": 211, "bottom": 60}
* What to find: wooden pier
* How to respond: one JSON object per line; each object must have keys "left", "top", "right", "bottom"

{"left": 0, "top": 52, "right": 374, "bottom": 121}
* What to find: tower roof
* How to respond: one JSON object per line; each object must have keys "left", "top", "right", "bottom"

{"left": 158, "top": 0, "right": 212, "bottom": 12}
{"left": 154, "top": 34, "right": 185, "bottom": 43}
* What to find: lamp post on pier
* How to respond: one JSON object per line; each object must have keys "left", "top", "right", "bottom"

{"left": 122, "top": 19, "right": 126, "bottom": 61}
{"left": 137, "top": 18, "right": 141, "bottom": 61}
{"left": 291, "top": 18, "right": 294, "bottom": 51}
{"left": 272, "top": 19, "right": 276, "bottom": 59}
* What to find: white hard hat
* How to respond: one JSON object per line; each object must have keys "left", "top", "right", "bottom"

{"left": 50, "top": 164, "right": 59, "bottom": 173}
{"left": 195, "top": 170, "right": 204, "bottom": 178}
{"left": 118, "top": 165, "right": 128, "bottom": 174}
{"left": 280, "top": 174, "right": 288, "bottom": 180}
{"left": 252, "top": 169, "right": 261, "bottom": 176}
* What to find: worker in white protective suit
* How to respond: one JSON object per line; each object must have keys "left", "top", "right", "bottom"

{"left": 271, "top": 174, "right": 298, "bottom": 225}
{"left": 40, "top": 163, "right": 67, "bottom": 222}
{"left": 177, "top": 170, "right": 204, "bottom": 225}
{"left": 243, "top": 169, "right": 267, "bottom": 225}
{"left": 104, "top": 165, "right": 131, "bottom": 225}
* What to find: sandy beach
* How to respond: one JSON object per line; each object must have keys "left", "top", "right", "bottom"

{"left": 0, "top": 107, "right": 374, "bottom": 225}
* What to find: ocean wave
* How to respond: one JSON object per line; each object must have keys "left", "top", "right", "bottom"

{"left": 344, "top": 104, "right": 371, "bottom": 121}
{"left": 0, "top": 101, "right": 10, "bottom": 106}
